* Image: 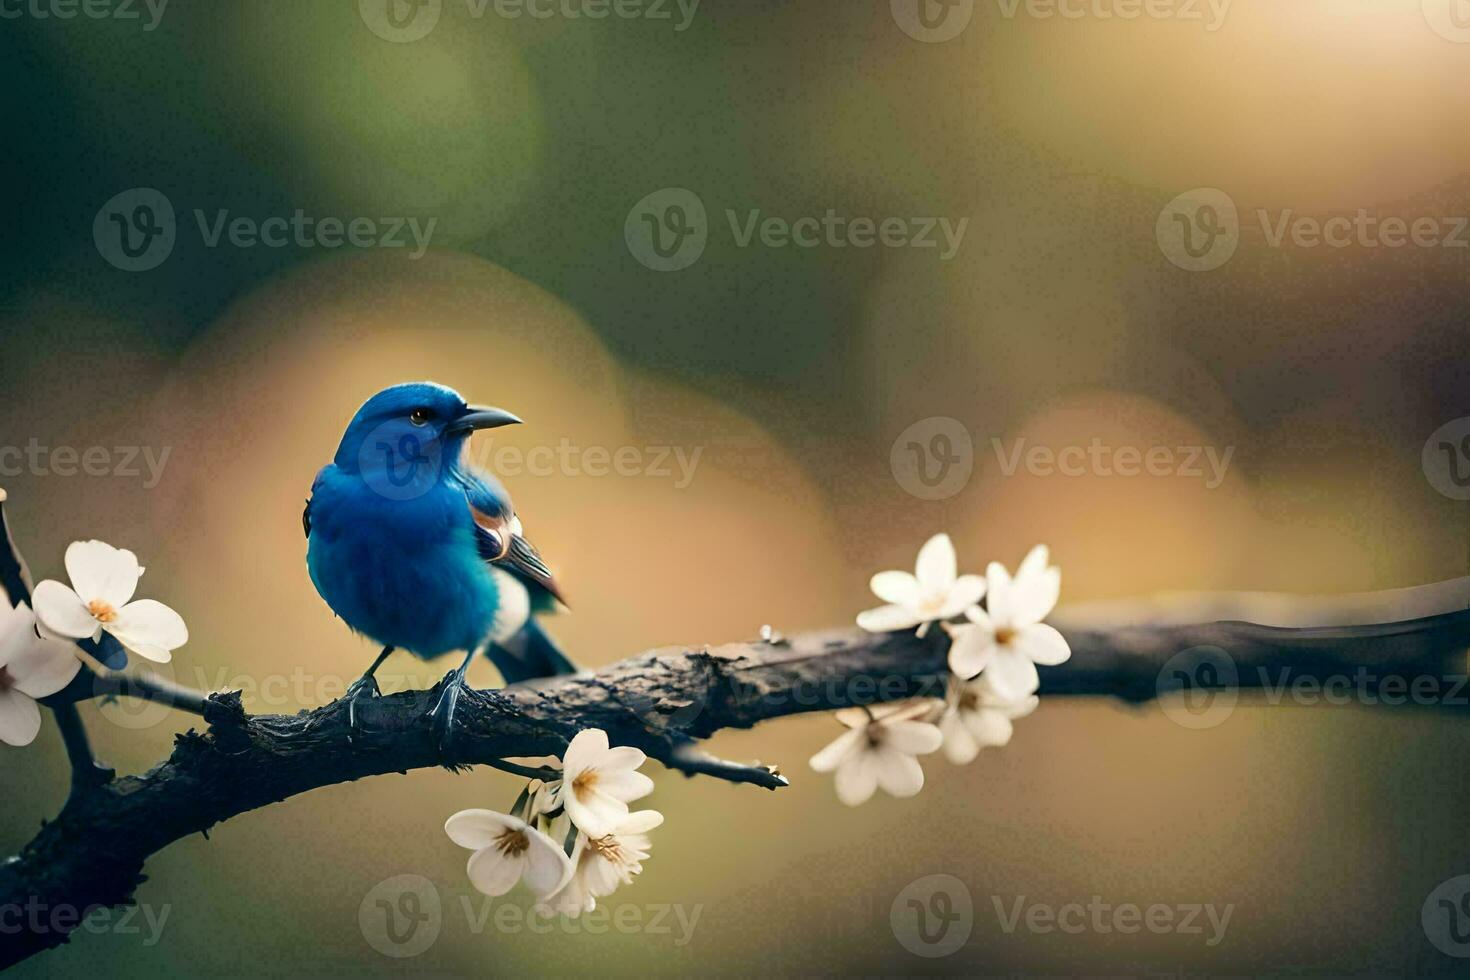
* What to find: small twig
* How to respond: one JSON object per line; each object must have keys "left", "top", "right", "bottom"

{"left": 484, "top": 758, "right": 562, "bottom": 782}
{"left": 50, "top": 703, "right": 114, "bottom": 797}
{"left": 87, "top": 663, "right": 211, "bottom": 716}
{"left": 668, "top": 744, "right": 788, "bottom": 789}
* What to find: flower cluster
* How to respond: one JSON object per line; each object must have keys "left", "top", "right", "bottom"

{"left": 445, "top": 728, "right": 662, "bottom": 918}
{"left": 810, "top": 534, "right": 1068, "bottom": 805}
{"left": 0, "top": 535, "right": 187, "bottom": 747}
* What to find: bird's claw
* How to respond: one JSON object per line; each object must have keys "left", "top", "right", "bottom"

{"left": 345, "top": 674, "right": 381, "bottom": 735}
{"left": 427, "top": 673, "right": 470, "bottom": 761}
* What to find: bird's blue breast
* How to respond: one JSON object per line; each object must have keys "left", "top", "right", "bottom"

{"left": 306, "top": 465, "right": 501, "bottom": 658}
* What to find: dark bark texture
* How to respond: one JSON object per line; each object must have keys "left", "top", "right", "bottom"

{"left": 4, "top": 604, "right": 1470, "bottom": 967}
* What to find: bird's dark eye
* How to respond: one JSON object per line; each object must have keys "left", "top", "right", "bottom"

{"left": 409, "top": 408, "right": 434, "bottom": 426}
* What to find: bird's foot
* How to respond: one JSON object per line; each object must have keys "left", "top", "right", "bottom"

{"left": 426, "top": 672, "right": 471, "bottom": 763}
{"left": 345, "top": 674, "right": 381, "bottom": 734}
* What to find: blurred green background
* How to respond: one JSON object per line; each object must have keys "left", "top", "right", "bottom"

{"left": 4, "top": 0, "right": 1470, "bottom": 975}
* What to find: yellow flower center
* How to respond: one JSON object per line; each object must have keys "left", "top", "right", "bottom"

{"left": 493, "top": 829, "right": 529, "bottom": 858}
{"left": 88, "top": 599, "right": 119, "bottom": 624}
{"left": 571, "top": 769, "right": 598, "bottom": 801}
{"left": 958, "top": 689, "right": 979, "bottom": 711}
{"left": 995, "top": 626, "right": 1016, "bottom": 645}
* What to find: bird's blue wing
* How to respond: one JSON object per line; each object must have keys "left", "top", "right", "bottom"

{"left": 459, "top": 471, "right": 566, "bottom": 608}
{"left": 303, "top": 466, "right": 328, "bottom": 539}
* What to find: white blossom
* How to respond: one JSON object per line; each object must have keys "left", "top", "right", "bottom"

{"left": 445, "top": 809, "right": 573, "bottom": 899}
{"left": 856, "top": 533, "right": 985, "bottom": 637}
{"left": 0, "top": 601, "right": 82, "bottom": 747}
{"left": 32, "top": 541, "right": 187, "bottom": 663}
{"left": 808, "top": 701, "right": 943, "bottom": 806}
{"left": 559, "top": 728, "right": 655, "bottom": 839}
{"left": 938, "top": 672, "right": 1038, "bottom": 765}
{"left": 947, "top": 544, "right": 1069, "bottom": 699}
{"left": 539, "top": 810, "right": 663, "bottom": 918}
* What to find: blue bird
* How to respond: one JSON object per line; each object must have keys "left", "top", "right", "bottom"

{"left": 304, "top": 382, "right": 576, "bottom": 748}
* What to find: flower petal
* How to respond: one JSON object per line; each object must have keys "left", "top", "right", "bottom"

{"left": 584, "top": 852, "right": 624, "bottom": 897}
{"left": 1010, "top": 566, "right": 1060, "bottom": 627}
{"left": 1016, "top": 544, "right": 1050, "bottom": 584}
{"left": 0, "top": 689, "right": 41, "bottom": 747}
{"left": 0, "top": 602, "right": 32, "bottom": 663}
{"left": 869, "top": 571, "right": 920, "bottom": 608}
{"left": 939, "top": 710, "right": 980, "bottom": 765}
{"left": 982, "top": 650, "right": 1040, "bottom": 701}
{"left": 935, "top": 574, "right": 987, "bottom": 621}
{"left": 856, "top": 604, "right": 922, "bottom": 633}
{"left": 809, "top": 727, "right": 863, "bottom": 772}
{"left": 965, "top": 707, "right": 1015, "bottom": 748}
{"left": 947, "top": 623, "right": 995, "bottom": 680}
{"left": 874, "top": 748, "right": 926, "bottom": 798}
{"left": 466, "top": 846, "right": 526, "bottom": 897}
{"left": 963, "top": 604, "right": 993, "bottom": 627}
{"left": 108, "top": 599, "right": 188, "bottom": 663}
{"left": 618, "top": 809, "right": 664, "bottom": 835}
{"left": 833, "top": 753, "right": 879, "bottom": 806}
{"left": 65, "top": 540, "right": 143, "bottom": 608}
{"left": 565, "top": 792, "right": 629, "bottom": 840}
{"left": 445, "top": 809, "right": 522, "bottom": 850}
{"left": 914, "top": 534, "right": 957, "bottom": 595}
{"left": 601, "top": 745, "right": 647, "bottom": 773}
{"left": 1014, "top": 622, "right": 1070, "bottom": 666}
{"left": 883, "top": 720, "right": 943, "bottom": 755}
{"left": 562, "top": 728, "right": 609, "bottom": 774}
{"left": 521, "top": 826, "right": 575, "bottom": 897}
{"left": 1002, "top": 694, "right": 1040, "bottom": 720}
{"left": 30, "top": 580, "right": 98, "bottom": 641}
{"left": 595, "top": 768, "right": 654, "bottom": 804}
{"left": 6, "top": 638, "right": 82, "bottom": 700}
{"left": 985, "top": 561, "right": 1014, "bottom": 628}
{"left": 539, "top": 872, "right": 596, "bottom": 918}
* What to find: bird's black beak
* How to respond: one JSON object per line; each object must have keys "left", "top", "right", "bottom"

{"left": 450, "top": 405, "right": 523, "bottom": 434}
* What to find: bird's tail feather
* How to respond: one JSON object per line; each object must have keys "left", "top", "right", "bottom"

{"left": 485, "top": 619, "right": 579, "bottom": 685}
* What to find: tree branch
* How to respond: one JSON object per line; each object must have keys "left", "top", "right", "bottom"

{"left": 4, "top": 593, "right": 1470, "bottom": 966}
